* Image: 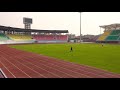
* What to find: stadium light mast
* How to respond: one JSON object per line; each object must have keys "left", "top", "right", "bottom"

{"left": 100, "top": 27, "right": 101, "bottom": 35}
{"left": 80, "top": 12, "right": 82, "bottom": 43}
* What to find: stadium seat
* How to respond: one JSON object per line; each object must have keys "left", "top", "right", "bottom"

{"left": 97, "top": 30, "right": 111, "bottom": 41}
{"left": 110, "top": 30, "right": 120, "bottom": 35}
{"left": 33, "top": 35, "right": 68, "bottom": 41}
{"left": 105, "top": 36, "right": 119, "bottom": 41}
{"left": 0, "top": 33, "right": 11, "bottom": 41}
{"left": 7, "top": 34, "right": 33, "bottom": 41}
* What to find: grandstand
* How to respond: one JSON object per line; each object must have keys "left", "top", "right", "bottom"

{"left": 7, "top": 34, "right": 33, "bottom": 40}
{"left": 0, "top": 25, "right": 68, "bottom": 44}
{"left": 0, "top": 33, "right": 11, "bottom": 41}
{"left": 33, "top": 35, "right": 67, "bottom": 41}
{"left": 96, "top": 23, "right": 120, "bottom": 43}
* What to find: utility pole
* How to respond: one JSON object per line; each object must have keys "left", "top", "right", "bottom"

{"left": 80, "top": 12, "right": 82, "bottom": 43}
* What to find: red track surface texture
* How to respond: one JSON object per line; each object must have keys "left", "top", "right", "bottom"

{"left": 0, "top": 45, "right": 120, "bottom": 78}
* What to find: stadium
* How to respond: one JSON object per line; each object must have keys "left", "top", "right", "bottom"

{"left": 0, "top": 17, "right": 120, "bottom": 78}
{"left": 97, "top": 23, "right": 120, "bottom": 43}
{"left": 0, "top": 25, "right": 68, "bottom": 44}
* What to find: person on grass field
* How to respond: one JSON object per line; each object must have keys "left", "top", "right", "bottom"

{"left": 70, "top": 46, "right": 73, "bottom": 52}
{"left": 102, "top": 43, "right": 104, "bottom": 47}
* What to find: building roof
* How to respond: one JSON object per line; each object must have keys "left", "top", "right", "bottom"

{"left": 99, "top": 23, "right": 120, "bottom": 30}
{"left": 0, "top": 25, "right": 68, "bottom": 33}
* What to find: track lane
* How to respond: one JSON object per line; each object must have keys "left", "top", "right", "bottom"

{"left": 0, "top": 45, "right": 120, "bottom": 78}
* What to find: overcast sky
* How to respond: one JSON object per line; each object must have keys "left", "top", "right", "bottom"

{"left": 0, "top": 12, "right": 120, "bottom": 36}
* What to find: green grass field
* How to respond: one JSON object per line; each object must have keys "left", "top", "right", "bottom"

{"left": 9, "top": 43, "right": 120, "bottom": 74}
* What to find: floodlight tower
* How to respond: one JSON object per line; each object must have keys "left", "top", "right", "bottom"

{"left": 23, "top": 17, "right": 33, "bottom": 29}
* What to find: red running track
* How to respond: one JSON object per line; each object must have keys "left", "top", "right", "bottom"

{"left": 0, "top": 45, "right": 120, "bottom": 78}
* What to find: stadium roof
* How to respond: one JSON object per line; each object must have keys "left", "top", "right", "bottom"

{"left": 0, "top": 25, "right": 68, "bottom": 33}
{"left": 99, "top": 23, "right": 120, "bottom": 30}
